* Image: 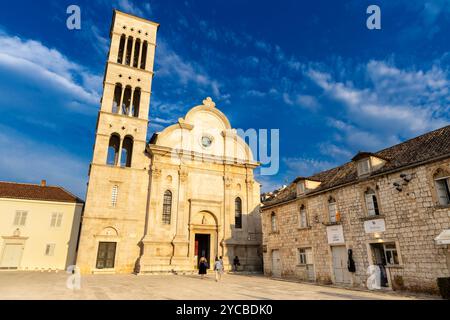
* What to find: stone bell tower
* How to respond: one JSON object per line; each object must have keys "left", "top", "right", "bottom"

{"left": 76, "top": 10, "right": 158, "bottom": 274}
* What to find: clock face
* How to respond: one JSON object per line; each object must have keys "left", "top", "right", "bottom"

{"left": 201, "top": 136, "right": 212, "bottom": 148}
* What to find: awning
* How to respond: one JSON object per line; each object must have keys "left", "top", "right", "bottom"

{"left": 435, "top": 229, "right": 450, "bottom": 245}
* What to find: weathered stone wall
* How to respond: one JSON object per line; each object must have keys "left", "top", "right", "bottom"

{"left": 262, "top": 158, "right": 450, "bottom": 293}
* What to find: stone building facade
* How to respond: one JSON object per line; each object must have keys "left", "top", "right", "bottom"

{"left": 262, "top": 126, "right": 450, "bottom": 294}
{"left": 76, "top": 10, "right": 262, "bottom": 274}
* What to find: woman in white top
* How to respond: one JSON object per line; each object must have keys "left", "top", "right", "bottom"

{"left": 214, "top": 256, "right": 224, "bottom": 282}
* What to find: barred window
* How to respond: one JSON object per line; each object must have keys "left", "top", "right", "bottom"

{"left": 162, "top": 190, "right": 172, "bottom": 224}
{"left": 235, "top": 197, "right": 242, "bottom": 229}
{"left": 111, "top": 185, "right": 118, "bottom": 207}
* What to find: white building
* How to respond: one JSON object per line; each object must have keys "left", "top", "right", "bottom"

{"left": 0, "top": 180, "right": 84, "bottom": 271}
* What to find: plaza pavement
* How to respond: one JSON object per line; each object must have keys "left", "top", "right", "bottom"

{"left": 0, "top": 271, "right": 437, "bottom": 300}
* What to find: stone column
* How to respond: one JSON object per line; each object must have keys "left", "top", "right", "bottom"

{"left": 170, "top": 168, "right": 190, "bottom": 268}
{"left": 145, "top": 166, "right": 161, "bottom": 238}
{"left": 222, "top": 174, "right": 233, "bottom": 268}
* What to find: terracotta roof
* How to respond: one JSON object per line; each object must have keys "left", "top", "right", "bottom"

{"left": 0, "top": 181, "right": 84, "bottom": 204}
{"left": 263, "top": 124, "right": 450, "bottom": 207}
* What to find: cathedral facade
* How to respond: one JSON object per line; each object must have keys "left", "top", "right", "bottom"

{"left": 76, "top": 10, "right": 262, "bottom": 274}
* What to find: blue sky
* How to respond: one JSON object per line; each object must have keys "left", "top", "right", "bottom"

{"left": 0, "top": 0, "right": 449, "bottom": 198}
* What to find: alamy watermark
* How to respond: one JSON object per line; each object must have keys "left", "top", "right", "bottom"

{"left": 66, "top": 5, "right": 81, "bottom": 30}
{"left": 165, "top": 127, "right": 279, "bottom": 176}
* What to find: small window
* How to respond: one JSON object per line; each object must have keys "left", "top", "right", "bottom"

{"left": 162, "top": 190, "right": 172, "bottom": 224}
{"left": 13, "top": 211, "right": 28, "bottom": 226}
{"left": 140, "top": 40, "right": 148, "bottom": 69}
{"left": 357, "top": 159, "right": 371, "bottom": 176}
{"left": 271, "top": 212, "right": 277, "bottom": 232}
{"left": 120, "top": 136, "right": 133, "bottom": 167}
{"left": 384, "top": 243, "right": 399, "bottom": 265}
{"left": 235, "top": 197, "right": 242, "bottom": 229}
{"left": 111, "top": 185, "right": 118, "bottom": 207}
{"left": 297, "top": 182, "right": 305, "bottom": 194}
{"left": 328, "top": 198, "right": 338, "bottom": 223}
{"left": 50, "top": 213, "right": 63, "bottom": 227}
{"left": 45, "top": 244, "right": 55, "bottom": 256}
{"left": 107, "top": 134, "right": 120, "bottom": 166}
{"left": 133, "top": 39, "right": 141, "bottom": 68}
{"left": 299, "top": 205, "right": 308, "bottom": 228}
{"left": 121, "top": 85, "right": 132, "bottom": 115}
{"left": 117, "top": 34, "right": 126, "bottom": 64}
{"left": 298, "top": 248, "right": 307, "bottom": 265}
{"left": 125, "top": 36, "right": 133, "bottom": 65}
{"left": 435, "top": 177, "right": 450, "bottom": 206}
{"left": 298, "top": 248, "right": 313, "bottom": 265}
{"left": 365, "top": 189, "right": 380, "bottom": 216}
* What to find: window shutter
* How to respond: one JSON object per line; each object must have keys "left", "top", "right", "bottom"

{"left": 365, "top": 194, "right": 375, "bottom": 215}
{"left": 20, "top": 212, "right": 27, "bottom": 226}
{"left": 56, "top": 213, "right": 63, "bottom": 227}
{"left": 436, "top": 179, "right": 450, "bottom": 205}
{"left": 328, "top": 202, "right": 337, "bottom": 222}
{"left": 305, "top": 248, "right": 313, "bottom": 264}
{"left": 13, "top": 212, "right": 21, "bottom": 225}
{"left": 50, "top": 213, "right": 57, "bottom": 227}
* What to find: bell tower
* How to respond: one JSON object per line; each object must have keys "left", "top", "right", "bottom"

{"left": 77, "top": 10, "right": 158, "bottom": 274}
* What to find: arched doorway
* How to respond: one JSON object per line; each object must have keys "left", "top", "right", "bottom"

{"left": 189, "top": 211, "right": 218, "bottom": 269}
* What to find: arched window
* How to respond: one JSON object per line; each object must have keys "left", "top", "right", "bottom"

{"left": 107, "top": 134, "right": 120, "bottom": 165}
{"left": 299, "top": 205, "right": 308, "bottom": 228}
{"left": 121, "top": 85, "right": 132, "bottom": 115}
{"left": 117, "top": 34, "right": 126, "bottom": 64}
{"left": 271, "top": 212, "right": 277, "bottom": 232}
{"left": 162, "top": 190, "right": 172, "bottom": 224}
{"left": 131, "top": 87, "right": 141, "bottom": 117}
{"left": 328, "top": 197, "right": 338, "bottom": 222}
{"left": 133, "top": 38, "right": 141, "bottom": 68}
{"left": 140, "top": 40, "right": 148, "bottom": 69}
{"left": 235, "top": 197, "right": 242, "bottom": 229}
{"left": 365, "top": 188, "right": 380, "bottom": 216}
{"left": 120, "top": 136, "right": 133, "bottom": 167}
{"left": 125, "top": 36, "right": 133, "bottom": 65}
{"left": 112, "top": 83, "right": 122, "bottom": 113}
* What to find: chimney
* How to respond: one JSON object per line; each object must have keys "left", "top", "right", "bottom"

{"left": 41, "top": 180, "right": 47, "bottom": 187}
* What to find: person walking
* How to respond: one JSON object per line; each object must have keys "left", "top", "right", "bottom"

{"left": 233, "top": 256, "right": 240, "bottom": 272}
{"left": 214, "top": 256, "right": 224, "bottom": 282}
{"left": 198, "top": 256, "right": 208, "bottom": 279}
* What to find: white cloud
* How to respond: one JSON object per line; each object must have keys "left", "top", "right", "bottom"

{"left": 307, "top": 60, "right": 450, "bottom": 151}
{"left": 155, "top": 40, "right": 230, "bottom": 103}
{"left": 115, "top": 0, "right": 152, "bottom": 17}
{"left": 282, "top": 92, "right": 320, "bottom": 110}
{"left": 282, "top": 157, "right": 336, "bottom": 177}
{"left": 0, "top": 34, "right": 101, "bottom": 107}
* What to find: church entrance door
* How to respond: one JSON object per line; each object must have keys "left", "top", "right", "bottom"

{"left": 195, "top": 234, "right": 211, "bottom": 268}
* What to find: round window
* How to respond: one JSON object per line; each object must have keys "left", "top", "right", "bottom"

{"left": 201, "top": 136, "right": 212, "bottom": 148}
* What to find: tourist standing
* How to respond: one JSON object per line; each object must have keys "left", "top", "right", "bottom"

{"left": 214, "top": 257, "right": 224, "bottom": 282}
{"left": 199, "top": 256, "right": 208, "bottom": 279}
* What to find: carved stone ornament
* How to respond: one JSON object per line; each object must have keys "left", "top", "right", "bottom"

{"left": 202, "top": 97, "right": 216, "bottom": 108}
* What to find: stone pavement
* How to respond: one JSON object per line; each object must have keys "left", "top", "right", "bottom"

{"left": 0, "top": 271, "right": 437, "bottom": 300}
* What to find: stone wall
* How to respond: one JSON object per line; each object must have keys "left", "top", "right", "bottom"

{"left": 262, "top": 158, "right": 450, "bottom": 294}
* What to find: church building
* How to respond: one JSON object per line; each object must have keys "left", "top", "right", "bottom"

{"left": 76, "top": 10, "right": 262, "bottom": 274}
